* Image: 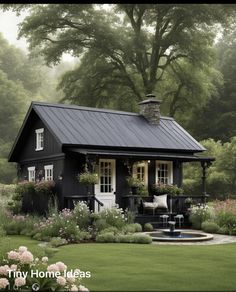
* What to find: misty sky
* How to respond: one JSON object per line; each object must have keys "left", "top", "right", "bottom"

{"left": 0, "top": 10, "right": 74, "bottom": 62}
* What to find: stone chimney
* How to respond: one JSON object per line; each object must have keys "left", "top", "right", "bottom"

{"left": 138, "top": 94, "right": 162, "bottom": 125}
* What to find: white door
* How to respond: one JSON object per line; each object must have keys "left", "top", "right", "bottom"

{"left": 94, "top": 159, "right": 116, "bottom": 210}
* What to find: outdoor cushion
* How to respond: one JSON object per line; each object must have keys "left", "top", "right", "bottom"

{"left": 153, "top": 194, "right": 168, "bottom": 209}
{"left": 143, "top": 202, "right": 158, "bottom": 208}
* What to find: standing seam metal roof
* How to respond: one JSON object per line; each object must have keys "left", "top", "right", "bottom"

{"left": 32, "top": 102, "right": 205, "bottom": 152}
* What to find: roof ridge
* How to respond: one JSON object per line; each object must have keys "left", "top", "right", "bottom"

{"left": 32, "top": 101, "right": 174, "bottom": 120}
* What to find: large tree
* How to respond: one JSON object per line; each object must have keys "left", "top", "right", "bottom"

{"left": 2, "top": 4, "right": 235, "bottom": 110}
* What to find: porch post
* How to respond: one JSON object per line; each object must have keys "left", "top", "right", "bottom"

{"left": 200, "top": 161, "right": 212, "bottom": 204}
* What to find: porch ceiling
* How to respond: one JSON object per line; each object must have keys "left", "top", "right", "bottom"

{"left": 67, "top": 148, "right": 215, "bottom": 162}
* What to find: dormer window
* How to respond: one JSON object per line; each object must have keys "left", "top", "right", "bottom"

{"left": 35, "top": 128, "right": 44, "bottom": 151}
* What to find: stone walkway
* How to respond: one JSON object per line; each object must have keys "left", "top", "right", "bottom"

{"left": 151, "top": 229, "right": 236, "bottom": 245}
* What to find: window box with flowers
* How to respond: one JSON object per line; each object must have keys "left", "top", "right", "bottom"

{"left": 152, "top": 183, "right": 183, "bottom": 197}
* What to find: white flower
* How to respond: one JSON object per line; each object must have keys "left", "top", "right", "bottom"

{"left": 67, "top": 276, "right": 76, "bottom": 284}
{"left": 15, "top": 277, "right": 26, "bottom": 287}
{"left": 70, "top": 285, "right": 79, "bottom": 291}
{"left": 47, "top": 264, "right": 59, "bottom": 273}
{"left": 56, "top": 276, "right": 67, "bottom": 286}
{"left": 19, "top": 251, "right": 34, "bottom": 264}
{"left": 7, "top": 251, "right": 19, "bottom": 261}
{"left": 18, "top": 246, "right": 28, "bottom": 253}
{"left": 0, "top": 278, "right": 9, "bottom": 289}
{"left": 42, "top": 257, "right": 48, "bottom": 263}
{"left": 56, "top": 261, "right": 67, "bottom": 272}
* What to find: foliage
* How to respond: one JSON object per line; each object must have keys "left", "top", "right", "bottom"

{"left": 15, "top": 181, "right": 35, "bottom": 196}
{"left": 34, "top": 180, "right": 55, "bottom": 194}
{"left": 183, "top": 138, "right": 236, "bottom": 199}
{"left": 99, "top": 227, "right": 119, "bottom": 235}
{"left": 0, "top": 245, "right": 88, "bottom": 291}
{"left": 212, "top": 199, "right": 236, "bottom": 235}
{"left": 122, "top": 223, "right": 142, "bottom": 234}
{"left": 184, "top": 197, "right": 193, "bottom": 205}
{"left": 144, "top": 223, "right": 153, "bottom": 232}
{"left": 201, "top": 221, "right": 220, "bottom": 233}
{"left": 152, "top": 183, "right": 183, "bottom": 196}
{"left": 124, "top": 210, "right": 135, "bottom": 224}
{"left": 96, "top": 233, "right": 152, "bottom": 244}
{"left": 189, "top": 204, "right": 214, "bottom": 229}
{"left": 92, "top": 207, "right": 126, "bottom": 230}
{"left": 126, "top": 177, "right": 143, "bottom": 188}
{"left": 78, "top": 172, "right": 98, "bottom": 185}
{"left": 73, "top": 201, "right": 91, "bottom": 230}
{"left": 49, "top": 237, "right": 68, "bottom": 247}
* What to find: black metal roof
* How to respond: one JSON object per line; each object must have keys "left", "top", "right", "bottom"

{"left": 9, "top": 101, "right": 206, "bottom": 161}
{"left": 33, "top": 102, "right": 205, "bottom": 151}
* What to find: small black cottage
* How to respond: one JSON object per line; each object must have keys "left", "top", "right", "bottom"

{"left": 9, "top": 96, "right": 213, "bottom": 214}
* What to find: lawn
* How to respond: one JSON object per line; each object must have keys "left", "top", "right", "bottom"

{"left": 1, "top": 236, "right": 236, "bottom": 291}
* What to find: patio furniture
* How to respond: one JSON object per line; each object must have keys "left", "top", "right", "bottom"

{"left": 174, "top": 214, "right": 184, "bottom": 228}
{"left": 160, "top": 214, "right": 169, "bottom": 227}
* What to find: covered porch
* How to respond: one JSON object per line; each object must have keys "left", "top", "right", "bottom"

{"left": 63, "top": 148, "right": 214, "bottom": 227}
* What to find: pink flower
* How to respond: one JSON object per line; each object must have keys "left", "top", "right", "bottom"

{"left": 47, "top": 264, "right": 60, "bottom": 273}
{"left": 79, "top": 285, "right": 89, "bottom": 292}
{"left": 10, "top": 264, "right": 17, "bottom": 271}
{"left": 0, "top": 265, "right": 10, "bottom": 276}
{"left": 70, "top": 285, "right": 79, "bottom": 292}
{"left": 15, "top": 277, "right": 26, "bottom": 287}
{"left": 67, "top": 276, "right": 76, "bottom": 284}
{"left": 56, "top": 276, "right": 67, "bottom": 286}
{"left": 0, "top": 278, "right": 9, "bottom": 289}
{"left": 19, "top": 251, "right": 34, "bottom": 264}
{"left": 7, "top": 251, "right": 19, "bottom": 261}
{"left": 42, "top": 257, "right": 48, "bottom": 263}
{"left": 56, "top": 262, "right": 67, "bottom": 272}
{"left": 18, "top": 246, "right": 27, "bottom": 253}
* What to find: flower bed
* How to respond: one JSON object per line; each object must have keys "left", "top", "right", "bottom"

{"left": 0, "top": 246, "right": 89, "bottom": 291}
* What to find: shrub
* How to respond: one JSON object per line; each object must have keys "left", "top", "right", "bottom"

{"left": 201, "top": 221, "right": 219, "bottom": 233}
{"left": 132, "top": 234, "right": 152, "bottom": 244}
{"left": 99, "top": 227, "right": 119, "bottom": 235}
{"left": 73, "top": 201, "right": 91, "bottom": 230}
{"left": 93, "top": 207, "right": 126, "bottom": 230}
{"left": 118, "top": 234, "right": 135, "bottom": 243}
{"left": 92, "top": 218, "right": 109, "bottom": 232}
{"left": 35, "top": 180, "right": 55, "bottom": 194}
{"left": 124, "top": 210, "right": 135, "bottom": 224}
{"left": 217, "top": 226, "right": 229, "bottom": 235}
{"left": 189, "top": 204, "right": 214, "bottom": 229}
{"left": 212, "top": 199, "right": 236, "bottom": 235}
{"left": 0, "top": 226, "right": 6, "bottom": 237}
{"left": 15, "top": 181, "right": 35, "bottom": 196}
{"left": 144, "top": 223, "right": 153, "bottom": 231}
{"left": 133, "top": 223, "right": 142, "bottom": 232}
{"left": 49, "top": 237, "right": 68, "bottom": 247}
{"left": 96, "top": 232, "right": 117, "bottom": 243}
{"left": 123, "top": 223, "right": 142, "bottom": 234}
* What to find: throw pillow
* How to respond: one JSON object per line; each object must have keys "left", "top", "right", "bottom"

{"left": 143, "top": 202, "right": 158, "bottom": 208}
{"left": 153, "top": 194, "right": 168, "bottom": 209}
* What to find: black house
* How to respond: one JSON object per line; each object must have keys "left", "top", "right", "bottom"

{"left": 9, "top": 96, "right": 213, "bottom": 214}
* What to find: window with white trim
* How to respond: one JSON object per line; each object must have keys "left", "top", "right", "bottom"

{"left": 156, "top": 161, "right": 173, "bottom": 184}
{"left": 35, "top": 128, "right": 44, "bottom": 151}
{"left": 28, "top": 166, "right": 35, "bottom": 182}
{"left": 132, "top": 161, "right": 148, "bottom": 186}
{"left": 99, "top": 160, "right": 113, "bottom": 193}
{"left": 44, "top": 165, "right": 53, "bottom": 181}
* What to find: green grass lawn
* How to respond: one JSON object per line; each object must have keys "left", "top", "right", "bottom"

{"left": 1, "top": 236, "right": 236, "bottom": 291}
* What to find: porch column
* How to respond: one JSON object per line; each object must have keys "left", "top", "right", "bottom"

{"left": 200, "top": 161, "right": 212, "bottom": 203}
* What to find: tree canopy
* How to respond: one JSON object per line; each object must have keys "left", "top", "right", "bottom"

{"left": 2, "top": 4, "right": 236, "bottom": 113}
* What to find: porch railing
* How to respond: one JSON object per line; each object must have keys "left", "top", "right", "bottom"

{"left": 64, "top": 194, "right": 104, "bottom": 212}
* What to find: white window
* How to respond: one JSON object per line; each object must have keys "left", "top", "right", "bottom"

{"left": 132, "top": 161, "right": 148, "bottom": 186}
{"left": 44, "top": 165, "right": 53, "bottom": 181}
{"left": 156, "top": 161, "right": 173, "bottom": 184}
{"left": 35, "top": 128, "right": 44, "bottom": 151}
{"left": 28, "top": 166, "right": 35, "bottom": 182}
